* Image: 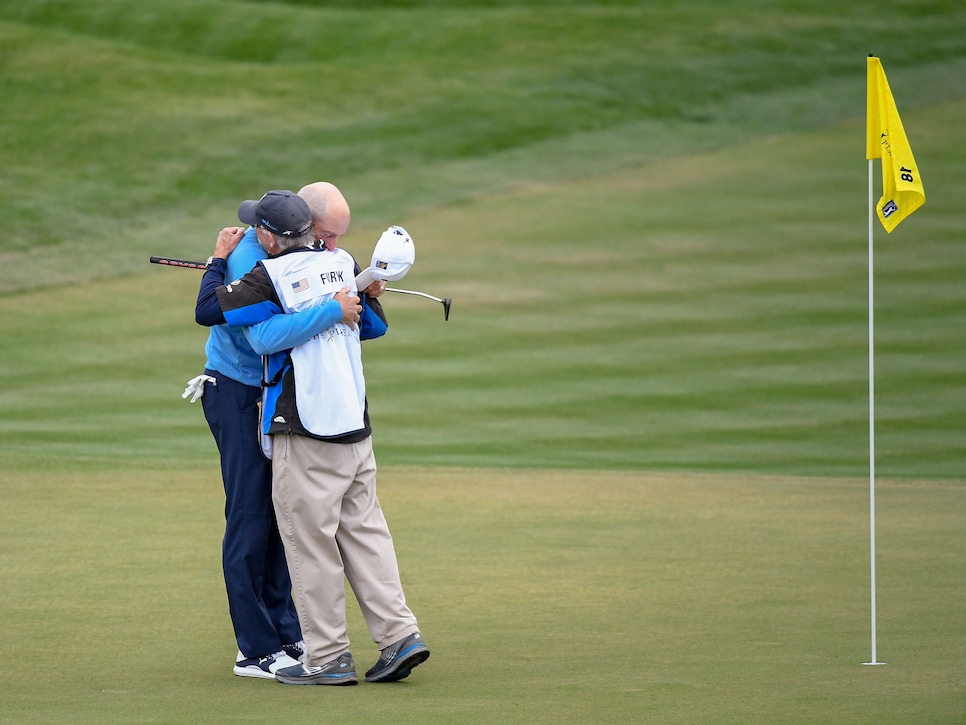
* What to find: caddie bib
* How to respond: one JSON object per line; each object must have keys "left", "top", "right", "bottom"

{"left": 260, "top": 249, "right": 366, "bottom": 437}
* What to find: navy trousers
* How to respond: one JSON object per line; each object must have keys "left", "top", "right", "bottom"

{"left": 201, "top": 370, "right": 301, "bottom": 657}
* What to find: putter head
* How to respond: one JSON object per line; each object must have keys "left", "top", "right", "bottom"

{"left": 443, "top": 298, "right": 452, "bottom": 321}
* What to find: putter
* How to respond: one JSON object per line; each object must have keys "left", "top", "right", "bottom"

{"left": 149, "top": 255, "right": 452, "bottom": 320}
{"left": 385, "top": 287, "right": 452, "bottom": 321}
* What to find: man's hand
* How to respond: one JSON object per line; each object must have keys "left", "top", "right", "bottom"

{"left": 335, "top": 286, "right": 362, "bottom": 328}
{"left": 212, "top": 226, "right": 245, "bottom": 261}
{"left": 363, "top": 279, "right": 387, "bottom": 298}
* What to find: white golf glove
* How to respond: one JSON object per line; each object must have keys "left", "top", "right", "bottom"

{"left": 182, "top": 374, "right": 216, "bottom": 403}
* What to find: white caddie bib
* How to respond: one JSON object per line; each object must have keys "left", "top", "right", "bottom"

{"left": 260, "top": 249, "right": 366, "bottom": 437}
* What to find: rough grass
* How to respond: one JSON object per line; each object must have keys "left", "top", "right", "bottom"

{"left": 1, "top": 1, "right": 965, "bottom": 287}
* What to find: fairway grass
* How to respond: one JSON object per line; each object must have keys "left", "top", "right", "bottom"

{"left": 1, "top": 2, "right": 964, "bottom": 723}
{"left": 1, "top": 467, "right": 962, "bottom": 724}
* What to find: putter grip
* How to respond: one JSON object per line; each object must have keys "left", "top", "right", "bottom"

{"left": 150, "top": 256, "right": 207, "bottom": 269}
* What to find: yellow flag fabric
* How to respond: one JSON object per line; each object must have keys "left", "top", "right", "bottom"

{"left": 866, "top": 56, "right": 925, "bottom": 233}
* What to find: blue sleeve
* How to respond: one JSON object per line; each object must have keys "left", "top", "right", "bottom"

{"left": 195, "top": 259, "right": 228, "bottom": 327}
{"left": 216, "top": 260, "right": 285, "bottom": 327}
{"left": 359, "top": 296, "right": 388, "bottom": 340}
{"left": 224, "top": 300, "right": 284, "bottom": 327}
{"left": 243, "top": 300, "right": 344, "bottom": 355}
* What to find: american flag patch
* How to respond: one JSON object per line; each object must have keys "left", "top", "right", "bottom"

{"left": 291, "top": 278, "right": 310, "bottom": 294}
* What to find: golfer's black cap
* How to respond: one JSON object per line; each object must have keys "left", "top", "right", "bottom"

{"left": 238, "top": 190, "right": 313, "bottom": 237}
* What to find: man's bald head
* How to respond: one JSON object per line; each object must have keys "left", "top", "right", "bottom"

{"left": 298, "top": 182, "right": 351, "bottom": 251}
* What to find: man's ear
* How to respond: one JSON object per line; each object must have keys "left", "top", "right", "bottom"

{"left": 254, "top": 226, "right": 281, "bottom": 255}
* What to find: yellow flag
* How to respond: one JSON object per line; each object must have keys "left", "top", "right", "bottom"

{"left": 866, "top": 56, "right": 925, "bottom": 232}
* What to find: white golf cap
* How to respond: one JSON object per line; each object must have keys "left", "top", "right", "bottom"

{"left": 355, "top": 225, "right": 415, "bottom": 290}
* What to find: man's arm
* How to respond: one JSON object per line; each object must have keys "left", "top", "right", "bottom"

{"left": 195, "top": 258, "right": 230, "bottom": 326}
{"left": 195, "top": 226, "right": 246, "bottom": 326}
{"left": 359, "top": 294, "right": 388, "bottom": 340}
{"left": 195, "top": 257, "right": 284, "bottom": 328}
{"left": 244, "top": 287, "right": 361, "bottom": 355}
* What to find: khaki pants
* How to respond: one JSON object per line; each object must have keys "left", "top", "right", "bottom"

{"left": 271, "top": 433, "right": 419, "bottom": 667}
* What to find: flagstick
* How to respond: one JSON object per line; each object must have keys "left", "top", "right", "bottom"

{"left": 864, "top": 158, "right": 886, "bottom": 666}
